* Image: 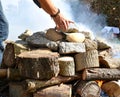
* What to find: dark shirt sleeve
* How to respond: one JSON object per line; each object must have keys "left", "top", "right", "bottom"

{"left": 33, "top": 0, "right": 41, "bottom": 8}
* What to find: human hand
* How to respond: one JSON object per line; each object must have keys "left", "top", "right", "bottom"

{"left": 52, "top": 13, "right": 74, "bottom": 32}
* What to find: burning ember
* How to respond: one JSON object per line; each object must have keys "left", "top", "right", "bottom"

{"left": 96, "top": 80, "right": 104, "bottom": 87}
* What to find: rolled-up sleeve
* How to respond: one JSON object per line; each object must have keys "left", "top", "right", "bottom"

{"left": 33, "top": 0, "right": 41, "bottom": 8}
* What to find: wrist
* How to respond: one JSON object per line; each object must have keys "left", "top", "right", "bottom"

{"left": 50, "top": 8, "right": 60, "bottom": 18}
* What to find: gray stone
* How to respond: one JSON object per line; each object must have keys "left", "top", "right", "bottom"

{"left": 46, "top": 41, "right": 59, "bottom": 51}
{"left": 59, "top": 42, "right": 86, "bottom": 54}
{"left": 26, "top": 31, "right": 51, "bottom": 47}
{"left": 18, "top": 29, "right": 33, "bottom": 41}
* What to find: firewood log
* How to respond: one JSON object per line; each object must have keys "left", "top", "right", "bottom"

{"left": 17, "top": 50, "right": 59, "bottom": 80}
{"left": 14, "top": 40, "right": 30, "bottom": 55}
{"left": 101, "top": 81, "right": 120, "bottom": 97}
{"left": 9, "top": 82, "right": 32, "bottom": 97}
{"left": 4, "top": 40, "right": 30, "bottom": 57}
{"left": 23, "top": 75, "right": 82, "bottom": 92}
{"left": 82, "top": 68, "right": 120, "bottom": 80}
{"left": 74, "top": 80, "right": 101, "bottom": 97}
{"left": 2, "top": 42, "right": 15, "bottom": 67}
{"left": 84, "top": 39, "right": 97, "bottom": 51}
{"left": 99, "top": 57, "right": 120, "bottom": 68}
{"left": 58, "top": 56, "right": 75, "bottom": 76}
{"left": 98, "top": 48, "right": 112, "bottom": 59}
{"left": 33, "top": 84, "right": 72, "bottom": 97}
{"left": 75, "top": 50, "right": 99, "bottom": 71}
{"left": 7, "top": 68, "right": 21, "bottom": 80}
{"left": 0, "top": 69, "right": 7, "bottom": 78}
{"left": 0, "top": 68, "right": 21, "bottom": 80}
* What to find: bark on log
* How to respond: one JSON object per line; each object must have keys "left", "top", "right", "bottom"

{"left": 46, "top": 28, "right": 63, "bottom": 41}
{"left": 33, "top": 84, "right": 72, "bottom": 97}
{"left": 0, "top": 68, "right": 21, "bottom": 80}
{"left": 14, "top": 40, "right": 30, "bottom": 55}
{"left": 0, "top": 69, "right": 7, "bottom": 78}
{"left": 99, "top": 57, "right": 120, "bottom": 69}
{"left": 17, "top": 50, "right": 59, "bottom": 80}
{"left": 58, "top": 56, "right": 75, "bottom": 76}
{"left": 9, "top": 82, "right": 32, "bottom": 97}
{"left": 23, "top": 74, "right": 82, "bottom": 92}
{"left": 75, "top": 50, "right": 99, "bottom": 71}
{"left": 101, "top": 81, "right": 120, "bottom": 97}
{"left": 82, "top": 68, "right": 120, "bottom": 80}
{"left": 2, "top": 42, "right": 15, "bottom": 67}
{"left": 74, "top": 80, "right": 101, "bottom": 97}
{"left": 98, "top": 48, "right": 112, "bottom": 59}
{"left": 7, "top": 68, "right": 21, "bottom": 80}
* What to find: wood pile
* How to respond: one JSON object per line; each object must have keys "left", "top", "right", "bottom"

{"left": 1, "top": 28, "right": 120, "bottom": 97}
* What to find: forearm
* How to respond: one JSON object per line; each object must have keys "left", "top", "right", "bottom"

{"left": 36, "top": 0, "right": 74, "bottom": 32}
{"left": 38, "top": 0, "right": 58, "bottom": 16}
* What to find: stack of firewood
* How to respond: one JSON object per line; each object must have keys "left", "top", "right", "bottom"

{"left": 1, "top": 28, "right": 120, "bottom": 97}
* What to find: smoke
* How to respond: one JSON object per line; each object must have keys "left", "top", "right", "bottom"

{"left": 2, "top": 0, "right": 106, "bottom": 40}
{"left": 68, "top": 0, "right": 106, "bottom": 36}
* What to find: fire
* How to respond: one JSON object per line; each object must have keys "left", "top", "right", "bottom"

{"left": 96, "top": 80, "right": 104, "bottom": 87}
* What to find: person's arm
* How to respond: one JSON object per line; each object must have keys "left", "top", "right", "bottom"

{"left": 37, "top": 0, "right": 74, "bottom": 32}
{"left": 38, "top": 0, "right": 59, "bottom": 17}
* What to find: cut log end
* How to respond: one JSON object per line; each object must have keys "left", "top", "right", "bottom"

{"left": 58, "top": 56, "right": 75, "bottom": 76}
{"left": 17, "top": 50, "right": 60, "bottom": 80}
{"left": 75, "top": 50, "right": 99, "bottom": 71}
{"left": 101, "top": 81, "right": 120, "bottom": 97}
{"left": 74, "top": 80, "right": 101, "bottom": 97}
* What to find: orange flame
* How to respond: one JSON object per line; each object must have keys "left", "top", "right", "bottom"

{"left": 96, "top": 80, "right": 104, "bottom": 87}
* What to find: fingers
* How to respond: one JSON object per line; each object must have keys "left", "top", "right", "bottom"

{"left": 55, "top": 24, "right": 66, "bottom": 32}
{"left": 63, "top": 20, "right": 69, "bottom": 31}
{"left": 69, "top": 21, "right": 74, "bottom": 24}
{"left": 53, "top": 13, "right": 74, "bottom": 32}
{"left": 56, "top": 20, "right": 74, "bottom": 32}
